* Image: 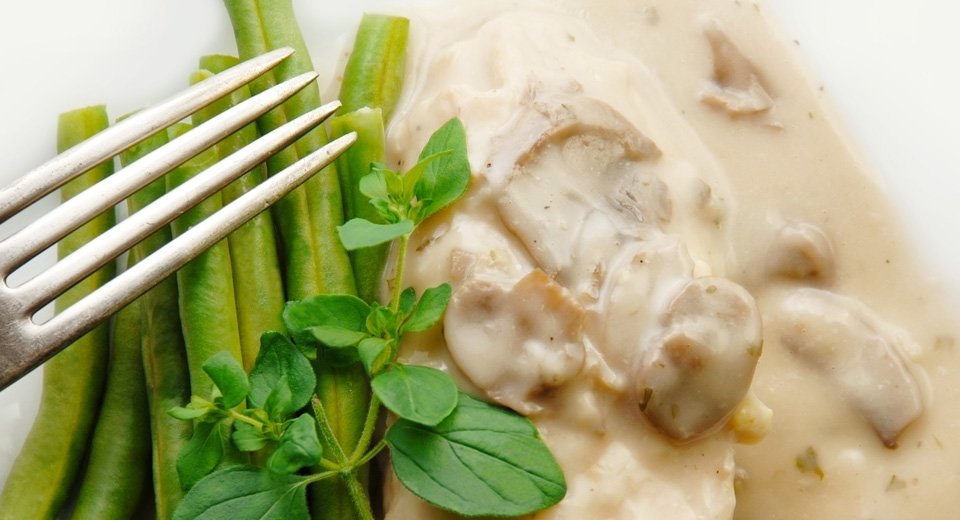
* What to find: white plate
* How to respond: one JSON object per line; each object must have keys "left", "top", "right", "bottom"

{"left": 1, "top": 0, "right": 957, "bottom": 495}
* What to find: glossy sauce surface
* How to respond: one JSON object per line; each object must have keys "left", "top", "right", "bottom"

{"left": 373, "top": 0, "right": 960, "bottom": 518}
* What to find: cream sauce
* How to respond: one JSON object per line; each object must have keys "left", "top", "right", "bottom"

{"left": 369, "top": 0, "right": 960, "bottom": 518}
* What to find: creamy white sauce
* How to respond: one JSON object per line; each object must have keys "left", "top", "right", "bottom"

{"left": 367, "top": 0, "right": 960, "bottom": 518}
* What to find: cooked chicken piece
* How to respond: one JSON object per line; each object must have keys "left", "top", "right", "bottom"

{"left": 778, "top": 288, "right": 925, "bottom": 448}
{"left": 636, "top": 277, "right": 763, "bottom": 442}
{"left": 444, "top": 269, "right": 586, "bottom": 414}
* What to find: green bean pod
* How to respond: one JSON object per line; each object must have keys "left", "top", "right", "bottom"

{"left": 164, "top": 122, "right": 244, "bottom": 399}
{"left": 329, "top": 108, "right": 388, "bottom": 304}
{"left": 339, "top": 14, "right": 410, "bottom": 122}
{"left": 222, "top": 0, "right": 355, "bottom": 299}
{"left": 119, "top": 125, "right": 192, "bottom": 520}
{"left": 191, "top": 60, "right": 286, "bottom": 370}
{"left": 221, "top": 3, "right": 371, "bottom": 519}
{"left": 0, "top": 106, "right": 115, "bottom": 520}
{"left": 70, "top": 255, "right": 150, "bottom": 520}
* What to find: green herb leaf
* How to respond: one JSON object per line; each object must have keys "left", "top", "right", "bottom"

{"left": 309, "top": 325, "right": 369, "bottom": 347}
{"left": 172, "top": 465, "right": 311, "bottom": 520}
{"left": 177, "top": 421, "right": 227, "bottom": 490}
{"left": 249, "top": 332, "right": 316, "bottom": 419}
{"left": 357, "top": 337, "right": 391, "bottom": 375}
{"left": 232, "top": 421, "right": 269, "bottom": 452}
{"left": 414, "top": 118, "right": 470, "bottom": 221}
{"left": 372, "top": 364, "right": 458, "bottom": 426}
{"left": 267, "top": 414, "right": 323, "bottom": 474}
{"left": 386, "top": 393, "right": 566, "bottom": 516}
{"left": 202, "top": 352, "right": 249, "bottom": 408}
{"left": 366, "top": 304, "right": 399, "bottom": 338}
{"left": 397, "top": 286, "right": 417, "bottom": 318}
{"left": 401, "top": 150, "right": 450, "bottom": 204}
{"left": 263, "top": 375, "right": 295, "bottom": 422}
{"left": 283, "top": 295, "right": 371, "bottom": 348}
{"left": 168, "top": 405, "right": 210, "bottom": 421}
{"left": 338, "top": 218, "right": 414, "bottom": 250}
{"left": 358, "top": 164, "right": 392, "bottom": 203}
{"left": 402, "top": 283, "right": 452, "bottom": 333}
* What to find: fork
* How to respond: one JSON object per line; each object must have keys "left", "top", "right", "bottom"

{"left": 0, "top": 47, "right": 356, "bottom": 391}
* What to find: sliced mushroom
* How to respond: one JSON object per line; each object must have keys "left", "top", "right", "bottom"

{"left": 778, "top": 288, "right": 924, "bottom": 448}
{"left": 444, "top": 269, "right": 585, "bottom": 414}
{"left": 602, "top": 236, "right": 695, "bottom": 380}
{"left": 767, "top": 222, "right": 836, "bottom": 282}
{"left": 496, "top": 96, "right": 669, "bottom": 294}
{"left": 700, "top": 21, "right": 775, "bottom": 116}
{"left": 635, "top": 277, "right": 763, "bottom": 442}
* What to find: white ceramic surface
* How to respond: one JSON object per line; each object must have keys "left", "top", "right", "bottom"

{"left": 0, "top": 0, "right": 957, "bottom": 496}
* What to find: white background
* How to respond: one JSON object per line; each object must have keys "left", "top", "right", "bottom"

{"left": 0, "top": 0, "right": 958, "bottom": 492}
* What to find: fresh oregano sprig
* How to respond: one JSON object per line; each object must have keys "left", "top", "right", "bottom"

{"left": 169, "top": 118, "right": 566, "bottom": 519}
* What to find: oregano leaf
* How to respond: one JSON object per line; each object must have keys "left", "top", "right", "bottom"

{"left": 402, "top": 283, "right": 452, "bottom": 333}
{"left": 202, "top": 352, "right": 249, "bottom": 408}
{"left": 385, "top": 393, "right": 566, "bottom": 517}
{"left": 176, "top": 420, "right": 227, "bottom": 490}
{"left": 232, "top": 421, "right": 269, "bottom": 452}
{"left": 283, "top": 296, "right": 371, "bottom": 348}
{"left": 249, "top": 332, "right": 316, "bottom": 419}
{"left": 357, "top": 337, "right": 390, "bottom": 375}
{"left": 397, "top": 287, "right": 417, "bottom": 318}
{"left": 414, "top": 118, "right": 470, "bottom": 221}
{"left": 337, "top": 218, "right": 414, "bottom": 250}
{"left": 372, "top": 364, "right": 458, "bottom": 426}
{"left": 308, "top": 325, "right": 369, "bottom": 347}
{"left": 172, "top": 465, "right": 311, "bottom": 520}
{"left": 267, "top": 414, "right": 323, "bottom": 475}
{"left": 168, "top": 405, "right": 210, "bottom": 421}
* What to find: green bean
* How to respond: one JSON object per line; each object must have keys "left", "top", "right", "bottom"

{"left": 329, "top": 108, "right": 388, "bottom": 303}
{"left": 191, "top": 59, "right": 286, "bottom": 370}
{"left": 70, "top": 255, "right": 150, "bottom": 520}
{"left": 221, "top": 3, "right": 369, "bottom": 519}
{"left": 119, "top": 124, "right": 192, "bottom": 520}
{"left": 164, "top": 122, "right": 244, "bottom": 399}
{"left": 334, "top": 14, "right": 409, "bottom": 304}
{"left": 339, "top": 14, "right": 410, "bottom": 122}
{"left": 222, "top": 0, "right": 355, "bottom": 299}
{"left": 0, "top": 106, "right": 115, "bottom": 520}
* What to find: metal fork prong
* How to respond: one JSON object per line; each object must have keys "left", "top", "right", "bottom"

{"left": 0, "top": 132, "right": 357, "bottom": 389}
{"left": 0, "top": 70, "right": 319, "bottom": 276}
{"left": 0, "top": 47, "right": 294, "bottom": 225}
{"left": 14, "top": 101, "right": 343, "bottom": 314}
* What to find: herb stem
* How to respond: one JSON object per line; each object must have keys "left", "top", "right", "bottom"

{"left": 306, "top": 470, "right": 341, "bottom": 484}
{"left": 311, "top": 395, "right": 348, "bottom": 464}
{"left": 353, "top": 439, "right": 387, "bottom": 469}
{"left": 227, "top": 411, "right": 264, "bottom": 430}
{"left": 390, "top": 234, "right": 410, "bottom": 312}
{"left": 343, "top": 472, "right": 374, "bottom": 520}
{"left": 349, "top": 394, "right": 381, "bottom": 463}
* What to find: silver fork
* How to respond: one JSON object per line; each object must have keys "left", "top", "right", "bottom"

{"left": 0, "top": 47, "right": 356, "bottom": 390}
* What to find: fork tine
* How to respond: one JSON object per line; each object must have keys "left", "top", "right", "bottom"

{"left": 0, "top": 132, "right": 357, "bottom": 389}
{"left": 0, "top": 47, "right": 294, "bottom": 225}
{"left": 13, "top": 101, "right": 344, "bottom": 314}
{"left": 0, "top": 70, "right": 319, "bottom": 276}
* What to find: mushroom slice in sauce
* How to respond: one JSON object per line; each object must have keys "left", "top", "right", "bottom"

{"left": 496, "top": 96, "right": 668, "bottom": 288}
{"left": 444, "top": 269, "right": 586, "bottom": 414}
{"left": 699, "top": 20, "right": 775, "bottom": 116}
{"left": 778, "top": 288, "right": 924, "bottom": 448}
{"left": 767, "top": 222, "right": 836, "bottom": 283}
{"left": 636, "top": 277, "right": 763, "bottom": 442}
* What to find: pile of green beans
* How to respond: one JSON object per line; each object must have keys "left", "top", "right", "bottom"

{"left": 0, "top": 2, "right": 409, "bottom": 519}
